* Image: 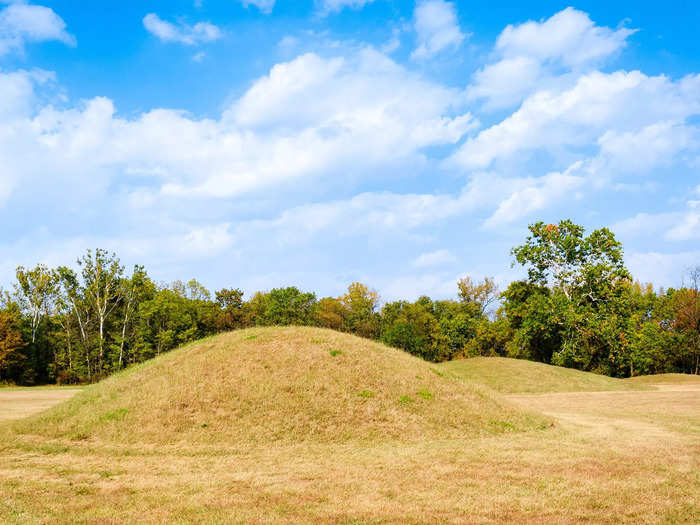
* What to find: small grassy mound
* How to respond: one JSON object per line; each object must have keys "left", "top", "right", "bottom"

{"left": 626, "top": 373, "right": 700, "bottom": 385}
{"left": 439, "top": 357, "right": 651, "bottom": 394}
{"left": 13, "top": 327, "right": 546, "bottom": 444}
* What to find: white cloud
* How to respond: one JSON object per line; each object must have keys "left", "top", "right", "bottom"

{"left": 626, "top": 250, "right": 700, "bottom": 288}
{"left": 316, "top": 0, "right": 374, "bottom": 16}
{"left": 411, "top": 249, "right": 456, "bottom": 268}
{"left": 613, "top": 200, "right": 700, "bottom": 242}
{"left": 453, "top": 70, "right": 700, "bottom": 170}
{"left": 666, "top": 201, "right": 700, "bottom": 241}
{"left": 483, "top": 162, "right": 586, "bottom": 228}
{"left": 596, "top": 121, "right": 697, "bottom": 173}
{"left": 240, "top": 0, "right": 275, "bottom": 14}
{"left": 496, "top": 7, "right": 634, "bottom": 67}
{"left": 229, "top": 190, "right": 475, "bottom": 245}
{"left": 0, "top": 48, "right": 476, "bottom": 212}
{"left": 225, "top": 168, "right": 583, "bottom": 245}
{"left": 0, "top": 2, "right": 75, "bottom": 56}
{"left": 467, "top": 56, "right": 544, "bottom": 110}
{"left": 143, "top": 13, "right": 222, "bottom": 45}
{"left": 612, "top": 212, "right": 675, "bottom": 239}
{"left": 411, "top": 0, "right": 465, "bottom": 60}
{"left": 468, "top": 8, "right": 634, "bottom": 110}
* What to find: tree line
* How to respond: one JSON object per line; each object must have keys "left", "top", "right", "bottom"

{"left": 0, "top": 220, "right": 698, "bottom": 385}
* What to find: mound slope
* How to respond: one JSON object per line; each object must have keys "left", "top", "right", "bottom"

{"left": 15, "top": 327, "right": 545, "bottom": 444}
{"left": 439, "top": 357, "right": 651, "bottom": 394}
{"left": 626, "top": 373, "right": 700, "bottom": 385}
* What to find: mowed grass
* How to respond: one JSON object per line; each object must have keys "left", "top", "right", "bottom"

{"left": 439, "top": 356, "right": 652, "bottom": 393}
{"left": 0, "top": 389, "right": 83, "bottom": 423}
{"left": 0, "top": 328, "right": 697, "bottom": 524}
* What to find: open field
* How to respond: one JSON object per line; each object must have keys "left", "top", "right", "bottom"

{"left": 0, "top": 328, "right": 698, "bottom": 524}
{"left": 0, "top": 389, "right": 82, "bottom": 423}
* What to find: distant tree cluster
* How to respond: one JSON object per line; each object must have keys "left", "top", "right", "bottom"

{"left": 1, "top": 221, "right": 698, "bottom": 385}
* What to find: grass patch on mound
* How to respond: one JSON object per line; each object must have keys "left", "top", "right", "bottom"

{"left": 439, "top": 357, "right": 651, "bottom": 394}
{"left": 12, "top": 327, "right": 547, "bottom": 445}
{"left": 626, "top": 373, "right": 700, "bottom": 385}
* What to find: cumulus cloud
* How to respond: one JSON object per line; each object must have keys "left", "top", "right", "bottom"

{"left": 496, "top": 7, "right": 634, "bottom": 67}
{"left": 143, "top": 13, "right": 222, "bottom": 45}
{"left": 0, "top": 48, "right": 476, "bottom": 212}
{"left": 468, "top": 8, "right": 635, "bottom": 110}
{"left": 240, "top": 0, "right": 276, "bottom": 14}
{"left": 412, "top": 0, "right": 465, "bottom": 60}
{"left": 453, "top": 70, "right": 700, "bottom": 170}
{"left": 596, "top": 121, "right": 697, "bottom": 173}
{"left": 0, "top": 2, "right": 75, "bottom": 56}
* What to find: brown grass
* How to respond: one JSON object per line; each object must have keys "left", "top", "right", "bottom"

{"left": 439, "top": 356, "right": 651, "bottom": 394}
{"left": 0, "top": 389, "right": 81, "bottom": 422}
{"left": 13, "top": 327, "right": 544, "bottom": 445}
{"left": 0, "top": 328, "right": 697, "bottom": 524}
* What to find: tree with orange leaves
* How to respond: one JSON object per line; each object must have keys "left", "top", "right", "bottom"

{"left": 0, "top": 309, "right": 26, "bottom": 382}
{"left": 673, "top": 266, "right": 700, "bottom": 374}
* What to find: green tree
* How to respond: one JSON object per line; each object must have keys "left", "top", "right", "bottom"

{"left": 215, "top": 288, "right": 246, "bottom": 330}
{"left": 457, "top": 276, "right": 499, "bottom": 317}
{"left": 15, "top": 264, "right": 59, "bottom": 344}
{"left": 115, "top": 266, "right": 152, "bottom": 369}
{"left": 259, "top": 287, "right": 317, "bottom": 326}
{"left": 314, "top": 297, "right": 347, "bottom": 331}
{"left": 78, "top": 249, "right": 124, "bottom": 374}
{"left": 507, "top": 220, "right": 632, "bottom": 374}
{"left": 340, "top": 282, "right": 380, "bottom": 338}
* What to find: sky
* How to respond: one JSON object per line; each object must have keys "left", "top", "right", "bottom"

{"left": 0, "top": 0, "right": 699, "bottom": 301}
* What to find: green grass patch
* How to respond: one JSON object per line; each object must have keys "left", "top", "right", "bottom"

{"left": 490, "top": 419, "right": 516, "bottom": 431}
{"left": 100, "top": 408, "right": 129, "bottom": 422}
{"left": 329, "top": 349, "right": 342, "bottom": 357}
{"left": 416, "top": 389, "right": 433, "bottom": 400}
{"left": 356, "top": 390, "right": 374, "bottom": 398}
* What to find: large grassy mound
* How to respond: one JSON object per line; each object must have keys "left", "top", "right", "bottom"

{"left": 14, "top": 327, "right": 546, "bottom": 444}
{"left": 439, "top": 357, "right": 651, "bottom": 394}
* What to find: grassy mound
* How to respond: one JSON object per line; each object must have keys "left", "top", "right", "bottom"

{"left": 626, "top": 373, "right": 700, "bottom": 385}
{"left": 439, "top": 357, "right": 651, "bottom": 394}
{"left": 13, "top": 327, "right": 546, "bottom": 444}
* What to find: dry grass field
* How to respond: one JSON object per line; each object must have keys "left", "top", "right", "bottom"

{"left": 0, "top": 389, "right": 82, "bottom": 423}
{"left": 0, "top": 327, "right": 697, "bottom": 524}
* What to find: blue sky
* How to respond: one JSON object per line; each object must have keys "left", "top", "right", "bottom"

{"left": 1, "top": 0, "right": 699, "bottom": 300}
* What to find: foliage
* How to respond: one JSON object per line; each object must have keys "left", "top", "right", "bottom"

{"left": 1, "top": 223, "right": 697, "bottom": 384}
{"left": 0, "top": 309, "right": 26, "bottom": 381}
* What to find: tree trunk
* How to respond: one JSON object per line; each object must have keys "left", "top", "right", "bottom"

{"left": 118, "top": 299, "right": 132, "bottom": 369}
